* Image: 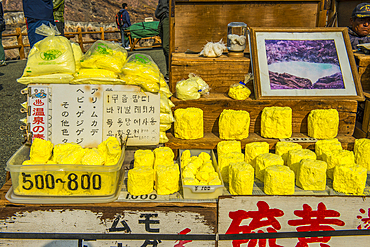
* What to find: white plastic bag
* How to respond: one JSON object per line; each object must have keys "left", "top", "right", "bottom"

{"left": 199, "top": 39, "right": 226, "bottom": 58}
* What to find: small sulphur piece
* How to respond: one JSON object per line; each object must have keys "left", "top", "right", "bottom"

{"left": 275, "top": 142, "right": 303, "bottom": 165}
{"left": 54, "top": 143, "right": 86, "bottom": 164}
{"left": 354, "top": 138, "right": 370, "bottom": 170}
{"left": 264, "top": 165, "right": 295, "bottom": 195}
{"left": 229, "top": 162, "right": 254, "bottom": 195}
{"left": 181, "top": 150, "right": 191, "bottom": 162}
{"left": 315, "top": 138, "right": 342, "bottom": 160}
{"left": 296, "top": 159, "right": 327, "bottom": 190}
{"left": 323, "top": 149, "right": 355, "bottom": 180}
{"left": 219, "top": 109, "right": 250, "bottom": 140}
{"left": 134, "top": 149, "right": 155, "bottom": 168}
{"left": 261, "top": 106, "right": 292, "bottom": 139}
{"left": 174, "top": 107, "right": 203, "bottom": 139}
{"left": 287, "top": 149, "right": 316, "bottom": 175}
{"left": 255, "top": 153, "right": 284, "bottom": 182}
{"left": 127, "top": 166, "right": 154, "bottom": 196}
{"left": 228, "top": 83, "right": 251, "bottom": 100}
{"left": 81, "top": 148, "right": 105, "bottom": 166}
{"left": 217, "top": 140, "right": 242, "bottom": 156}
{"left": 30, "top": 138, "right": 53, "bottom": 163}
{"left": 153, "top": 147, "right": 174, "bottom": 170}
{"left": 308, "top": 109, "right": 339, "bottom": 139}
{"left": 198, "top": 152, "right": 211, "bottom": 162}
{"left": 244, "top": 142, "right": 269, "bottom": 169}
{"left": 333, "top": 163, "right": 367, "bottom": 195}
{"left": 98, "top": 137, "right": 122, "bottom": 166}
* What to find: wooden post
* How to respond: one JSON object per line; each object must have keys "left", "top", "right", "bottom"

{"left": 100, "top": 27, "right": 105, "bottom": 40}
{"left": 16, "top": 28, "right": 25, "bottom": 60}
{"left": 77, "top": 27, "right": 84, "bottom": 52}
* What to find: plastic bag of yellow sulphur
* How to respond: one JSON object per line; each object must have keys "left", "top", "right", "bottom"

{"left": 120, "top": 54, "right": 161, "bottom": 93}
{"left": 80, "top": 40, "right": 128, "bottom": 73}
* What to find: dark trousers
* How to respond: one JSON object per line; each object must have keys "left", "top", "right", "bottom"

{"left": 158, "top": 17, "right": 169, "bottom": 78}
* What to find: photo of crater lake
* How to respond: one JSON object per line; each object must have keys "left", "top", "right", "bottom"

{"left": 265, "top": 40, "right": 345, "bottom": 90}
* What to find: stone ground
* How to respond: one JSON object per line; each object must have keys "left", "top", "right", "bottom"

{"left": 0, "top": 47, "right": 167, "bottom": 189}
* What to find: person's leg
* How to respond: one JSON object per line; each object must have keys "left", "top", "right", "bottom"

{"left": 120, "top": 27, "right": 125, "bottom": 46}
{"left": 55, "top": 22, "right": 65, "bottom": 36}
{"left": 0, "top": 31, "right": 5, "bottom": 62}
{"left": 27, "top": 19, "right": 56, "bottom": 49}
{"left": 160, "top": 17, "right": 170, "bottom": 78}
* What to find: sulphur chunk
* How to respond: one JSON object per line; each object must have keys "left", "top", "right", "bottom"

{"left": 127, "top": 167, "right": 154, "bottom": 196}
{"left": 208, "top": 177, "right": 222, "bottom": 185}
{"left": 308, "top": 109, "right": 339, "bottom": 139}
{"left": 275, "top": 142, "right": 302, "bottom": 165}
{"left": 198, "top": 152, "right": 211, "bottom": 162}
{"left": 181, "top": 150, "right": 191, "bottom": 162}
{"left": 174, "top": 107, "right": 203, "bottom": 139}
{"left": 217, "top": 140, "right": 242, "bottom": 156}
{"left": 229, "top": 162, "right": 254, "bottom": 195}
{"left": 228, "top": 84, "right": 251, "bottom": 100}
{"left": 219, "top": 109, "right": 250, "bottom": 140}
{"left": 261, "top": 106, "right": 292, "bottom": 139}
{"left": 244, "top": 142, "right": 269, "bottom": 169}
{"left": 296, "top": 159, "right": 327, "bottom": 190}
{"left": 218, "top": 152, "right": 244, "bottom": 183}
{"left": 54, "top": 143, "right": 86, "bottom": 164}
{"left": 153, "top": 147, "right": 174, "bottom": 170}
{"left": 81, "top": 148, "right": 105, "bottom": 166}
{"left": 315, "top": 138, "right": 342, "bottom": 160}
{"left": 22, "top": 160, "right": 45, "bottom": 165}
{"left": 134, "top": 149, "right": 154, "bottom": 168}
{"left": 30, "top": 138, "right": 53, "bottom": 163}
{"left": 354, "top": 138, "right": 370, "bottom": 170}
{"left": 98, "top": 137, "right": 122, "bottom": 166}
{"left": 287, "top": 149, "right": 316, "bottom": 175}
{"left": 264, "top": 165, "right": 295, "bottom": 195}
{"left": 255, "top": 153, "right": 284, "bottom": 182}
{"left": 183, "top": 177, "right": 200, "bottom": 185}
{"left": 323, "top": 149, "right": 355, "bottom": 180}
{"left": 182, "top": 168, "right": 196, "bottom": 179}
{"left": 155, "top": 163, "right": 180, "bottom": 195}
{"left": 333, "top": 163, "right": 367, "bottom": 195}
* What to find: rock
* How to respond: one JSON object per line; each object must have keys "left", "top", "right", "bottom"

{"left": 312, "top": 72, "right": 345, "bottom": 89}
{"left": 269, "top": 71, "right": 313, "bottom": 89}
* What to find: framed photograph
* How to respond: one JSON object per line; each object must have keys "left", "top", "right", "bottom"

{"left": 249, "top": 27, "right": 364, "bottom": 100}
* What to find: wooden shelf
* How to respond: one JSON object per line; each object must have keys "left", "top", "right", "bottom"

{"left": 165, "top": 132, "right": 356, "bottom": 151}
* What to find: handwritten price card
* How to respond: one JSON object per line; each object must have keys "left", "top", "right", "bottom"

{"left": 103, "top": 91, "right": 160, "bottom": 146}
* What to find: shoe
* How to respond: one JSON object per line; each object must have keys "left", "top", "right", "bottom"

{"left": 164, "top": 76, "right": 169, "bottom": 83}
{"left": 0, "top": 60, "right": 6, "bottom": 66}
{"left": 125, "top": 46, "right": 131, "bottom": 50}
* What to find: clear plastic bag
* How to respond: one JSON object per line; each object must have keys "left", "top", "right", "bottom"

{"left": 70, "top": 42, "right": 83, "bottom": 70}
{"left": 199, "top": 39, "right": 226, "bottom": 58}
{"left": 80, "top": 40, "right": 128, "bottom": 73}
{"left": 228, "top": 81, "right": 251, "bottom": 100}
{"left": 120, "top": 54, "right": 161, "bottom": 93}
{"left": 20, "top": 24, "right": 75, "bottom": 80}
{"left": 175, "top": 74, "right": 210, "bottom": 100}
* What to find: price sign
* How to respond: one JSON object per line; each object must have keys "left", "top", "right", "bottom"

{"left": 15, "top": 170, "right": 117, "bottom": 196}
{"left": 103, "top": 91, "right": 160, "bottom": 146}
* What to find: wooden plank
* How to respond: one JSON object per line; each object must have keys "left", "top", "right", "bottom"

{"left": 362, "top": 99, "right": 370, "bottom": 133}
{"left": 165, "top": 132, "right": 356, "bottom": 151}
{"left": 170, "top": 94, "right": 357, "bottom": 134}
{"left": 218, "top": 196, "right": 370, "bottom": 246}
{"left": 170, "top": 53, "right": 251, "bottom": 93}
{"left": 173, "top": 2, "right": 322, "bottom": 53}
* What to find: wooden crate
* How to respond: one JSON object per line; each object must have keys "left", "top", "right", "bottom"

{"left": 170, "top": 53, "right": 251, "bottom": 93}
{"left": 169, "top": 0, "right": 328, "bottom": 92}
{"left": 354, "top": 91, "right": 370, "bottom": 138}
{"left": 166, "top": 95, "right": 357, "bottom": 150}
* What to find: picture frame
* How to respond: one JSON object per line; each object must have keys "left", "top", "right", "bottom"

{"left": 249, "top": 27, "right": 364, "bottom": 100}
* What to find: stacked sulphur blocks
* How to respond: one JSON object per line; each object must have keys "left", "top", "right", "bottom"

{"left": 128, "top": 147, "right": 179, "bottom": 196}
{"left": 217, "top": 141, "right": 244, "bottom": 183}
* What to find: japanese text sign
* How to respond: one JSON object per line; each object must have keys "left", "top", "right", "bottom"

{"left": 29, "top": 84, "right": 139, "bottom": 147}
{"left": 28, "top": 86, "right": 49, "bottom": 140}
{"left": 103, "top": 91, "right": 160, "bottom": 146}
{"left": 218, "top": 196, "right": 370, "bottom": 246}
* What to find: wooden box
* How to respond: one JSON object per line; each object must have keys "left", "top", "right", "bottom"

{"left": 354, "top": 92, "right": 370, "bottom": 138}
{"left": 354, "top": 52, "right": 370, "bottom": 92}
{"left": 169, "top": 0, "right": 328, "bottom": 93}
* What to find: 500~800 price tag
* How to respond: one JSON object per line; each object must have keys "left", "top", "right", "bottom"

{"left": 15, "top": 171, "right": 115, "bottom": 196}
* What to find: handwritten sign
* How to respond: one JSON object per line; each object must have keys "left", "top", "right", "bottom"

{"left": 28, "top": 84, "right": 140, "bottom": 147}
{"left": 103, "top": 91, "right": 160, "bottom": 146}
{"left": 218, "top": 196, "right": 370, "bottom": 247}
